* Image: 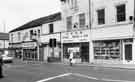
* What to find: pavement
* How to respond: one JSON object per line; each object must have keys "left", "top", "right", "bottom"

{"left": 13, "top": 59, "right": 135, "bottom": 70}
{"left": 50, "top": 62, "right": 135, "bottom": 70}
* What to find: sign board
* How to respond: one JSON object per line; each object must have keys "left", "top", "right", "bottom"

{"left": 61, "top": 30, "right": 90, "bottom": 43}
{"left": 22, "top": 42, "right": 36, "bottom": 48}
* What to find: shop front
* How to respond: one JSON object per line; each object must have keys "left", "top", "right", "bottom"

{"left": 9, "top": 43, "right": 22, "bottom": 59}
{"left": 40, "top": 33, "right": 61, "bottom": 62}
{"left": 22, "top": 42, "right": 38, "bottom": 61}
{"left": 61, "top": 30, "right": 90, "bottom": 63}
{"left": 93, "top": 38, "right": 133, "bottom": 64}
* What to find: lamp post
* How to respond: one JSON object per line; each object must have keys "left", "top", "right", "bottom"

{"left": 88, "top": 0, "right": 94, "bottom": 63}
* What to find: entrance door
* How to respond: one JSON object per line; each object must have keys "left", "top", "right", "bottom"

{"left": 81, "top": 43, "right": 89, "bottom": 62}
{"left": 124, "top": 44, "right": 132, "bottom": 61}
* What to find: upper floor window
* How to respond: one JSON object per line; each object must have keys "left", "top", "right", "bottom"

{"left": 97, "top": 8, "right": 105, "bottom": 25}
{"left": 30, "top": 30, "right": 33, "bottom": 39}
{"left": 66, "top": 16, "right": 72, "bottom": 30}
{"left": 79, "top": 13, "right": 85, "bottom": 28}
{"left": 18, "top": 32, "right": 21, "bottom": 41}
{"left": 49, "top": 23, "right": 54, "bottom": 33}
{"left": 11, "top": 34, "right": 13, "bottom": 43}
{"left": 116, "top": 4, "right": 126, "bottom": 22}
{"left": 38, "top": 29, "right": 40, "bottom": 35}
{"left": 68, "top": 0, "right": 78, "bottom": 9}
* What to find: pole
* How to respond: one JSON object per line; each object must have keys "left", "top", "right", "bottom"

{"left": 3, "top": 20, "right": 6, "bottom": 51}
{"left": 60, "top": 33, "right": 63, "bottom": 62}
{"left": 88, "top": 0, "right": 94, "bottom": 63}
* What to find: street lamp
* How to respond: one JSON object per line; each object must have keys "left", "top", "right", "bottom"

{"left": 88, "top": 0, "right": 94, "bottom": 63}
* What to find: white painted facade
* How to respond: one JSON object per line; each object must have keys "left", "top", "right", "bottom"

{"left": 0, "top": 40, "right": 9, "bottom": 49}
{"left": 10, "top": 26, "right": 41, "bottom": 43}
{"left": 40, "top": 20, "right": 64, "bottom": 61}
{"left": 41, "top": 21, "right": 65, "bottom": 34}
{"left": 61, "top": 0, "right": 90, "bottom": 30}
{"left": 60, "top": 0, "right": 135, "bottom": 64}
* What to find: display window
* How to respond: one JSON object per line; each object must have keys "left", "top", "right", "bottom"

{"left": 23, "top": 48, "right": 37, "bottom": 61}
{"left": 63, "top": 42, "right": 89, "bottom": 62}
{"left": 94, "top": 40, "right": 121, "bottom": 60}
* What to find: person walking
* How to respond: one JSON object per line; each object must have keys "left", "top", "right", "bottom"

{"left": 69, "top": 51, "right": 74, "bottom": 66}
{"left": 0, "top": 55, "right": 4, "bottom": 78}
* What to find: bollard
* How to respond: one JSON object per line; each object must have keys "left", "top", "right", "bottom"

{"left": 0, "top": 56, "right": 4, "bottom": 78}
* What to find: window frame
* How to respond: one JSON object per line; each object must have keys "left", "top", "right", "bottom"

{"left": 79, "top": 13, "right": 85, "bottom": 28}
{"left": 97, "top": 8, "right": 105, "bottom": 25}
{"left": 116, "top": 4, "right": 126, "bottom": 22}
{"left": 66, "top": 16, "right": 72, "bottom": 30}
{"left": 49, "top": 23, "right": 54, "bottom": 33}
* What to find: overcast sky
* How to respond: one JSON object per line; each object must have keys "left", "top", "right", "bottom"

{"left": 0, "top": 0, "right": 61, "bottom": 32}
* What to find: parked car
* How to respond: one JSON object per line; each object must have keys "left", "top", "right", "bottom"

{"left": 2, "top": 55, "right": 13, "bottom": 63}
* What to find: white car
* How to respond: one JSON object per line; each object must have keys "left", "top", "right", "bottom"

{"left": 2, "top": 55, "right": 13, "bottom": 63}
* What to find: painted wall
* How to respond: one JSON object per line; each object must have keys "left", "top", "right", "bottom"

{"left": 61, "top": 0, "right": 90, "bottom": 30}
{"left": 92, "top": 0, "right": 134, "bottom": 28}
{"left": 0, "top": 40, "right": 9, "bottom": 49}
{"left": 10, "top": 26, "right": 41, "bottom": 43}
{"left": 91, "top": 0, "right": 134, "bottom": 39}
{"left": 41, "top": 20, "right": 65, "bottom": 34}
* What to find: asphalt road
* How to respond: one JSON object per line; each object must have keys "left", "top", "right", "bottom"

{"left": 0, "top": 61, "right": 135, "bottom": 82}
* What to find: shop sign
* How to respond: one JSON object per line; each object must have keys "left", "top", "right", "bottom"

{"left": 40, "top": 33, "right": 61, "bottom": 43}
{"left": 11, "top": 44, "right": 22, "bottom": 48}
{"left": 61, "top": 30, "right": 90, "bottom": 43}
{"left": 22, "top": 42, "right": 36, "bottom": 48}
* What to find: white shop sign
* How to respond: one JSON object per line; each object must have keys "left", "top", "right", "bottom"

{"left": 61, "top": 30, "right": 90, "bottom": 43}
{"left": 22, "top": 42, "right": 36, "bottom": 48}
{"left": 40, "top": 33, "right": 61, "bottom": 43}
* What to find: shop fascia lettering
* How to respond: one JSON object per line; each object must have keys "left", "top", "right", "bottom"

{"left": 62, "top": 30, "right": 90, "bottom": 43}
{"left": 22, "top": 42, "right": 36, "bottom": 48}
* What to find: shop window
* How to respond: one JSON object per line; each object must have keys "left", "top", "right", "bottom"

{"left": 94, "top": 41, "right": 120, "bottom": 60}
{"left": 79, "top": 13, "right": 85, "bottom": 28}
{"left": 66, "top": 16, "right": 72, "bottom": 31}
{"left": 116, "top": 4, "right": 126, "bottom": 22}
{"left": 97, "top": 8, "right": 105, "bottom": 25}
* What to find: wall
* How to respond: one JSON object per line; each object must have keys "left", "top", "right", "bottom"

{"left": 92, "top": 24, "right": 134, "bottom": 40}
{"left": 91, "top": 0, "right": 134, "bottom": 40}
{"left": 41, "top": 20, "right": 65, "bottom": 34}
{"left": 92, "top": 0, "right": 134, "bottom": 28}
{"left": 61, "top": 0, "right": 90, "bottom": 30}
{"left": 0, "top": 40, "right": 9, "bottom": 49}
{"left": 10, "top": 26, "right": 41, "bottom": 43}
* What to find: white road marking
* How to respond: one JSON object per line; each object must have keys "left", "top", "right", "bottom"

{"left": 73, "top": 73, "right": 135, "bottom": 82}
{"left": 36, "top": 72, "right": 135, "bottom": 82}
{"left": 72, "top": 73, "right": 98, "bottom": 80}
{"left": 36, "top": 73, "right": 72, "bottom": 82}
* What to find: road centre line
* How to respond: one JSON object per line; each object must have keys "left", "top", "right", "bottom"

{"left": 36, "top": 73, "right": 72, "bottom": 82}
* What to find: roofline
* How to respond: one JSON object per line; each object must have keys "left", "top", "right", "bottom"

{"left": 9, "top": 12, "right": 61, "bottom": 33}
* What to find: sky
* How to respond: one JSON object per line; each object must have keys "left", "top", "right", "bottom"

{"left": 0, "top": 0, "right": 61, "bottom": 33}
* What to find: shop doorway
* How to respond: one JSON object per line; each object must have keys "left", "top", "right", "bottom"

{"left": 81, "top": 43, "right": 89, "bottom": 62}
{"left": 124, "top": 44, "right": 132, "bottom": 61}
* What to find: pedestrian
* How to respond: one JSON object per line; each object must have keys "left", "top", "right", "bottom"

{"left": 0, "top": 55, "right": 4, "bottom": 78}
{"left": 69, "top": 51, "right": 74, "bottom": 66}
